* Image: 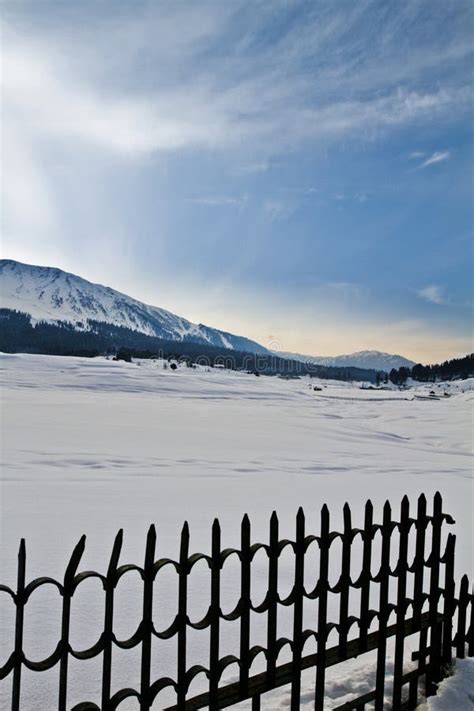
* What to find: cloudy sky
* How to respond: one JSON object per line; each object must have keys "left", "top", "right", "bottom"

{"left": 1, "top": 0, "right": 472, "bottom": 362}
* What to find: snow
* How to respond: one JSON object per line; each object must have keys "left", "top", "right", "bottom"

{"left": 219, "top": 332, "right": 233, "bottom": 349}
{"left": 416, "top": 658, "right": 474, "bottom": 710}
{"left": 0, "top": 354, "right": 472, "bottom": 710}
{"left": 0, "top": 259, "right": 265, "bottom": 352}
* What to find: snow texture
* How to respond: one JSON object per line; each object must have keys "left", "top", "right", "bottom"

{"left": 416, "top": 658, "right": 474, "bottom": 710}
{"left": 0, "top": 354, "right": 472, "bottom": 709}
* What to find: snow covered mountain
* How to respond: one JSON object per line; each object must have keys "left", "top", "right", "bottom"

{"left": 280, "top": 349, "right": 416, "bottom": 372}
{"left": 0, "top": 260, "right": 418, "bottom": 368}
{"left": 0, "top": 260, "right": 268, "bottom": 353}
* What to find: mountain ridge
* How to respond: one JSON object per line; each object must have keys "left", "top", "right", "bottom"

{"left": 0, "top": 259, "right": 268, "bottom": 353}
{"left": 279, "top": 349, "right": 416, "bottom": 372}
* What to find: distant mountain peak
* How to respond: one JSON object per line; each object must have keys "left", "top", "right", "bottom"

{"left": 279, "top": 349, "right": 415, "bottom": 372}
{"left": 0, "top": 259, "right": 267, "bottom": 354}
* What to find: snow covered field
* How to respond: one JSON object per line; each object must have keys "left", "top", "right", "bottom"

{"left": 0, "top": 354, "right": 472, "bottom": 709}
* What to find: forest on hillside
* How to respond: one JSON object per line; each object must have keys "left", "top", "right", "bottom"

{"left": 0, "top": 308, "right": 380, "bottom": 382}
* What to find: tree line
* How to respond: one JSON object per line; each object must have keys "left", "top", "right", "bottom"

{"left": 0, "top": 308, "right": 381, "bottom": 382}
{"left": 389, "top": 354, "right": 473, "bottom": 385}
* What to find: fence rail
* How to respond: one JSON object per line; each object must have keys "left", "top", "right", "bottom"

{"left": 1, "top": 492, "right": 473, "bottom": 710}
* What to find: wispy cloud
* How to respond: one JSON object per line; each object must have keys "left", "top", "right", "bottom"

{"left": 418, "top": 285, "right": 446, "bottom": 305}
{"left": 3, "top": 32, "right": 465, "bottom": 161}
{"left": 419, "top": 151, "right": 451, "bottom": 168}
{"left": 408, "top": 149, "right": 451, "bottom": 170}
{"left": 278, "top": 186, "right": 320, "bottom": 197}
{"left": 236, "top": 162, "right": 270, "bottom": 175}
{"left": 1, "top": 0, "right": 472, "bottom": 321}
{"left": 186, "top": 196, "right": 246, "bottom": 207}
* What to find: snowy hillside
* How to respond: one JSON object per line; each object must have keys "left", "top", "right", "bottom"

{"left": 281, "top": 349, "right": 416, "bottom": 371}
{"left": 0, "top": 259, "right": 267, "bottom": 353}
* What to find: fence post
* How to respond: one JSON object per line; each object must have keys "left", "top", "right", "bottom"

{"left": 358, "top": 500, "right": 373, "bottom": 654}
{"left": 140, "top": 525, "right": 157, "bottom": 711}
{"left": 456, "top": 575, "right": 469, "bottom": 658}
{"left": 441, "top": 533, "right": 455, "bottom": 668}
{"left": 177, "top": 522, "right": 190, "bottom": 710}
{"left": 412, "top": 494, "right": 427, "bottom": 629}
{"left": 266, "top": 511, "right": 279, "bottom": 689}
{"left": 374, "top": 500, "right": 391, "bottom": 711}
{"left": 426, "top": 492, "right": 443, "bottom": 696}
{"left": 338, "top": 503, "right": 352, "bottom": 659}
{"left": 290, "top": 508, "right": 305, "bottom": 711}
{"left": 59, "top": 536, "right": 86, "bottom": 711}
{"left": 409, "top": 493, "right": 427, "bottom": 708}
{"left": 239, "top": 514, "right": 251, "bottom": 699}
{"left": 469, "top": 585, "right": 474, "bottom": 657}
{"left": 102, "top": 530, "right": 123, "bottom": 710}
{"left": 209, "top": 519, "right": 221, "bottom": 710}
{"left": 11, "top": 539, "right": 26, "bottom": 711}
{"left": 392, "top": 496, "right": 410, "bottom": 708}
{"left": 314, "top": 504, "right": 330, "bottom": 711}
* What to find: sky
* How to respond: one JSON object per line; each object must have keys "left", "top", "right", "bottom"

{"left": 1, "top": 0, "right": 473, "bottom": 363}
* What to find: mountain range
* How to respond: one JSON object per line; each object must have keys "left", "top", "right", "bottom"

{"left": 0, "top": 260, "right": 415, "bottom": 370}
{"left": 279, "top": 350, "right": 416, "bottom": 372}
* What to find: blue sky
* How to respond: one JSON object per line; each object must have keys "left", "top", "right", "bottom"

{"left": 1, "top": 0, "right": 472, "bottom": 362}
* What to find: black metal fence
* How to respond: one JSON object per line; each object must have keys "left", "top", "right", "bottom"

{"left": 1, "top": 492, "right": 473, "bottom": 710}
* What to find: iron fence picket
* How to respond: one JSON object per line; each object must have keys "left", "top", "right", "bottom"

{"left": 409, "top": 493, "right": 428, "bottom": 707}
{"left": 251, "top": 695, "right": 261, "bottom": 710}
{"left": 456, "top": 575, "right": 469, "bottom": 658}
{"left": 266, "top": 511, "right": 279, "bottom": 689}
{"left": 441, "top": 533, "right": 455, "bottom": 668}
{"left": 358, "top": 499, "right": 373, "bottom": 653}
{"left": 239, "top": 514, "right": 251, "bottom": 699}
{"left": 209, "top": 519, "right": 221, "bottom": 710}
{"left": 392, "top": 496, "right": 410, "bottom": 708}
{"left": 338, "top": 503, "right": 352, "bottom": 659}
{"left": 426, "top": 493, "right": 443, "bottom": 696}
{"left": 289, "top": 508, "right": 305, "bottom": 711}
{"left": 374, "top": 500, "right": 392, "bottom": 711}
{"left": 468, "top": 586, "right": 474, "bottom": 656}
{"left": 412, "top": 494, "right": 427, "bottom": 629}
{"left": 314, "top": 504, "right": 330, "bottom": 711}
{"left": 59, "top": 536, "right": 85, "bottom": 711}
{"left": 177, "top": 522, "right": 190, "bottom": 709}
{"left": 141, "top": 525, "right": 157, "bottom": 711}
{"left": 102, "top": 529, "right": 123, "bottom": 710}
{"left": 11, "top": 539, "right": 25, "bottom": 711}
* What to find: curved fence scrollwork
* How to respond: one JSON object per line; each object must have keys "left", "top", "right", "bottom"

{"left": 1, "top": 492, "right": 473, "bottom": 710}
